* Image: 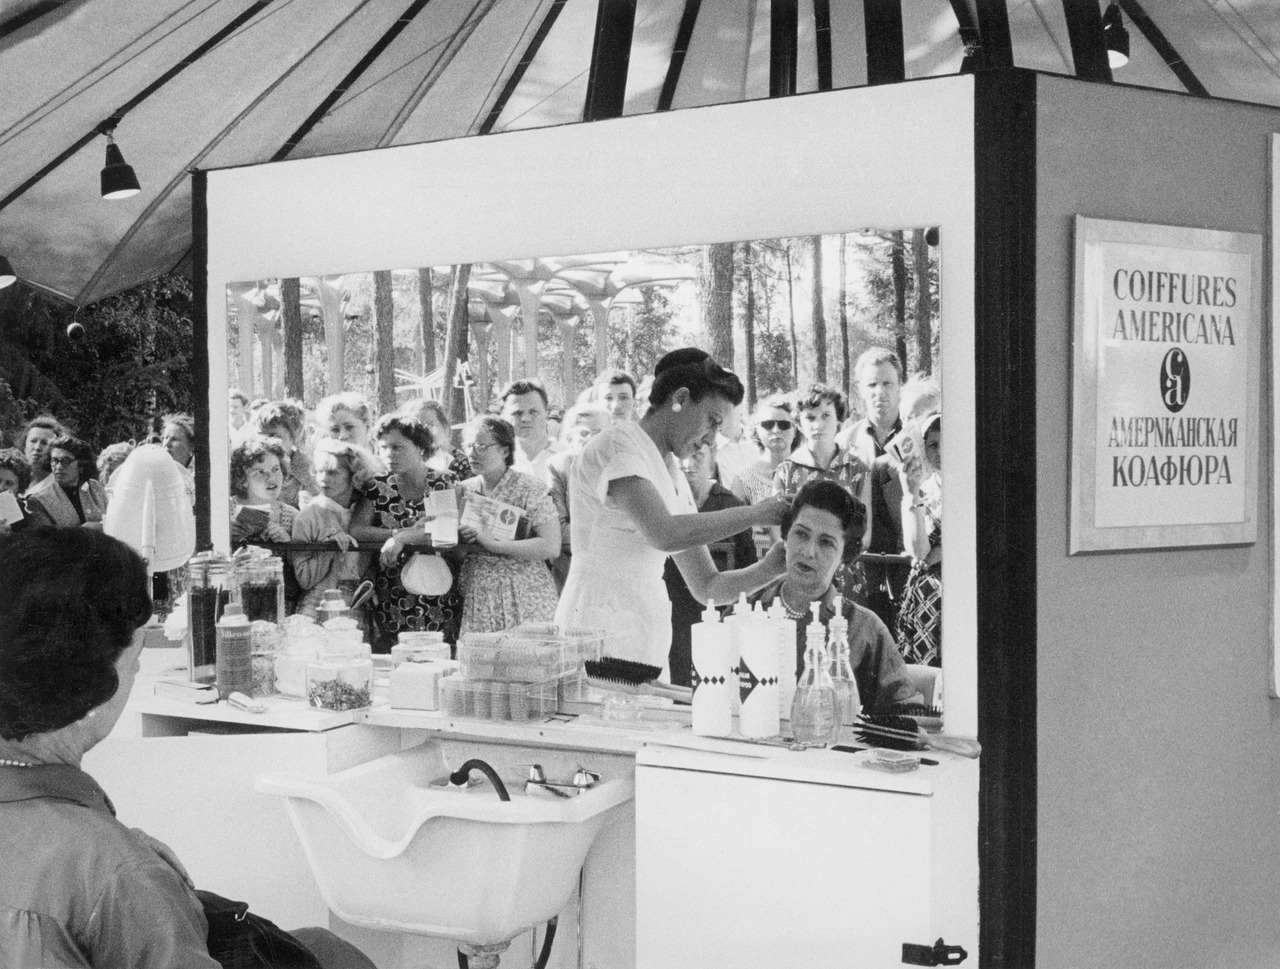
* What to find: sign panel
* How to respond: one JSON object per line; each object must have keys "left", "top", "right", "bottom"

{"left": 1070, "top": 217, "right": 1260, "bottom": 553}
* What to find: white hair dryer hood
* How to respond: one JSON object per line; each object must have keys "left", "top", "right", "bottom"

{"left": 104, "top": 444, "right": 196, "bottom": 572}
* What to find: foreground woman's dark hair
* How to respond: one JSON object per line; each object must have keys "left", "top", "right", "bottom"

{"left": 0, "top": 527, "right": 152, "bottom": 740}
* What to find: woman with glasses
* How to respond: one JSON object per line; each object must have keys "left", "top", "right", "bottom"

{"left": 455, "top": 416, "right": 560, "bottom": 634}
{"left": 349, "top": 414, "right": 462, "bottom": 651}
{"left": 555, "top": 348, "right": 791, "bottom": 679}
{"left": 24, "top": 435, "right": 107, "bottom": 529}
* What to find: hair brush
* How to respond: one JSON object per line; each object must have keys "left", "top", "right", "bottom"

{"left": 584, "top": 657, "right": 692, "bottom": 704}
{"left": 853, "top": 713, "right": 980, "bottom": 758}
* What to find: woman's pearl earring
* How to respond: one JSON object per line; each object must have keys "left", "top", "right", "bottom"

{"left": 671, "top": 402, "right": 682, "bottom": 413}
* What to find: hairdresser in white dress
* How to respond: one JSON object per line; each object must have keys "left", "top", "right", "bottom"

{"left": 556, "top": 348, "right": 791, "bottom": 679}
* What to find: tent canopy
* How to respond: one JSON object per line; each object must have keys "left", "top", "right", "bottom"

{"left": 2, "top": 0, "right": 1278, "bottom": 305}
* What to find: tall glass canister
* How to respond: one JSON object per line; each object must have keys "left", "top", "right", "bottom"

{"left": 186, "top": 551, "right": 233, "bottom": 683}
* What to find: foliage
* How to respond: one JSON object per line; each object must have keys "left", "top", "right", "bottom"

{"left": 0, "top": 273, "right": 195, "bottom": 450}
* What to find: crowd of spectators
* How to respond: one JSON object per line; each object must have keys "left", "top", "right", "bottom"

{"left": 3, "top": 347, "right": 941, "bottom": 679}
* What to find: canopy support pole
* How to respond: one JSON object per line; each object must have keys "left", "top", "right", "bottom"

{"left": 583, "top": 0, "right": 635, "bottom": 121}
{"left": 1061, "top": 0, "right": 1113, "bottom": 83}
{"left": 480, "top": 0, "right": 570, "bottom": 134}
{"left": 656, "top": 0, "right": 702, "bottom": 111}
{"left": 864, "top": 0, "right": 906, "bottom": 85}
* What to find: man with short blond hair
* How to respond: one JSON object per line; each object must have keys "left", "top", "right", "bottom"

{"left": 839, "top": 349, "right": 908, "bottom": 634}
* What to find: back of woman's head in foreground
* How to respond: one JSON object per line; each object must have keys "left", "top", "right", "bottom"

{"left": 0, "top": 528, "right": 152, "bottom": 741}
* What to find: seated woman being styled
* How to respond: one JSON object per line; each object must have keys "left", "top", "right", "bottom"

{"left": 0, "top": 528, "right": 376, "bottom": 968}
{"left": 24, "top": 434, "right": 107, "bottom": 529}
{"left": 741, "top": 478, "right": 922, "bottom": 714}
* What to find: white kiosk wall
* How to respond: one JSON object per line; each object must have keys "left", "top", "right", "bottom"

{"left": 202, "top": 75, "right": 978, "bottom": 735}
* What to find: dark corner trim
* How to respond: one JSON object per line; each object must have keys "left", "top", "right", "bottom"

{"left": 974, "top": 68, "right": 1038, "bottom": 969}
{"left": 191, "top": 169, "right": 211, "bottom": 551}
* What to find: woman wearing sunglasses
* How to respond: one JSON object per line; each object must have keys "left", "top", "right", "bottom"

{"left": 728, "top": 394, "right": 797, "bottom": 506}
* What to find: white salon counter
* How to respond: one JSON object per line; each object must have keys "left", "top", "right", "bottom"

{"left": 86, "top": 645, "right": 978, "bottom": 969}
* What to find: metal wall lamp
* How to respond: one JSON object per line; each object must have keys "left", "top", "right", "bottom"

{"left": 100, "top": 123, "right": 141, "bottom": 200}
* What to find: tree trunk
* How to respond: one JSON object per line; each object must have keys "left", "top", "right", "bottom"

{"left": 740, "top": 242, "right": 757, "bottom": 409}
{"left": 912, "top": 228, "right": 933, "bottom": 375}
{"left": 372, "top": 270, "right": 396, "bottom": 414}
{"left": 838, "top": 234, "right": 850, "bottom": 398}
{"left": 281, "top": 277, "right": 304, "bottom": 401}
{"left": 891, "top": 231, "right": 909, "bottom": 377}
{"left": 810, "top": 235, "right": 826, "bottom": 383}
{"left": 785, "top": 244, "right": 798, "bottom": 386}
{"left": 418, "top": 267, "right": 436, "bottom": 375}
{"left": 440, "top": 264, "right": 472, "bottom": 424}
{"left": 702, "top": 242, "right": 735, "bottom": 366}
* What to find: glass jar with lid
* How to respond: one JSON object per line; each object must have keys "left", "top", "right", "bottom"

{"left": 274, "top": 616, "right": 325, "bottom": 698}
{"left": 234, "top": 548, "right": 285, "bottom": 624}
{"left": 306, "top": 641, "right": 374, "bottom": 711}
{"left": 186, "top": 551, "right": 234, "bottom": 682}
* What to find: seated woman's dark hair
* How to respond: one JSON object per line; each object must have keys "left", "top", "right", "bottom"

{"left": 50, "top": 434, "right": 98, "bottom": 483}
{"left": 229, "top": 436, "right": 289, "bottom": 500}
{"left": 371, "top": 413, "right": 434, "bottom": 455}
{"left": 0, "top": 528, "right": 152, "bottom": 741}
{"left": 467, "top": 416, "right": 517, "bottom": 468}
{"left": 781, "top": 478, "right": 866, "bottom": 565}
{"left": 794, "top": 383, "right": 849, "bottom": 424}
{"left": 648, "top": 348, "right": 744, "bottom": 410}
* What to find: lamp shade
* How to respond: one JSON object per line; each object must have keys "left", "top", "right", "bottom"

{"left": 104, "top": 444, "right": 195, "bottom": 572}
{"left": 101, "top": 141, "right": 141, "bottom": 199}
{"left": 1103, "top": 4, "right": 1130, "bottom": 69}
{"left": 0, "top": 254, "right": 15, "bottom": 289}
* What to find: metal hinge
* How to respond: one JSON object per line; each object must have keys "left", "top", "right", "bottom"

{"left": 902, "top": 938, "right": 968, "bottom": 966}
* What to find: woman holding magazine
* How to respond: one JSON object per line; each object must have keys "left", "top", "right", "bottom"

{"left": 455, "top": 416, "right": 560, "bottom": 635}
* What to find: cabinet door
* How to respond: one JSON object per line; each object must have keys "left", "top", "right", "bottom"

{"left": 636, "top": 765, "right": 932, "bottom": 968}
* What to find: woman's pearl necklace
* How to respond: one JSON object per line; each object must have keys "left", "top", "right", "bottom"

{"left": 0, "top": 758, "right": 37, "bottom": 768}
{"left": 778, "top": 582, "right": 810, "bottom": 621}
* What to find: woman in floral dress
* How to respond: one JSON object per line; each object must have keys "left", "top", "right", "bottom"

{"left": 455, "top": 416, "right": 560, "bottom": 635}
{"left": 351, "top": 414, "right": 462, "bottom": 651}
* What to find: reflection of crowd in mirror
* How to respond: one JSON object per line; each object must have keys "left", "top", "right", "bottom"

{"left": 216, "top": 345, "right": 942, "bottom": 690}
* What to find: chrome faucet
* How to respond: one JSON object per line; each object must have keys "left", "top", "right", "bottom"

{"left": 523, "top": 764, "right": 599, "bottom": 798}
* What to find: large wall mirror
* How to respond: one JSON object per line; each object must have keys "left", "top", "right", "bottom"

{"left": 202, "top": 77, "right": 977, "bottom": 728}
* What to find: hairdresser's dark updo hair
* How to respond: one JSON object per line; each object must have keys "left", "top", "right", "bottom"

{"left": 0, "top": 528, "right": 152, "bottom": 740}
{"left": 648, "top": 348, "right": 744, "bottom": 410}
{"left": 781, "top": 478, "right": 866, "bottom": 565}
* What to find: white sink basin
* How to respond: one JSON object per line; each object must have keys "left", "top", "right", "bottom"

{"left": 255, "top": 743, "right": 633, "bottom": 946}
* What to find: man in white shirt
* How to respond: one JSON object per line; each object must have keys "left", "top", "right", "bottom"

{"left": 500, "top": 378, "right": 560, "bottom": 485}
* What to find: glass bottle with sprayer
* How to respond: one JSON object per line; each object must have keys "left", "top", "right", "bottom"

{"left": 827, "top": 602, "right": 861, "bottom": 735}
{"left": 789, "top": 602, "right": 838, "bottom": 744}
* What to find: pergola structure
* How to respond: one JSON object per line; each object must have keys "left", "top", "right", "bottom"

{"left": 226, "top": 249, "right": 694, "bottom": 405}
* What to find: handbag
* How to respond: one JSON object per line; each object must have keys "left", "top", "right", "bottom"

{"left": 196, "top": 889, "right": 322, "bottom": 969}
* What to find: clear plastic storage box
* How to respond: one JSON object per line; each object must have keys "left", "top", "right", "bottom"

{"left": 440, "top": 675, "right": 559, "bottom": 721}
{"left": 457, "top": 632, "right": 600, "bottom": 682}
